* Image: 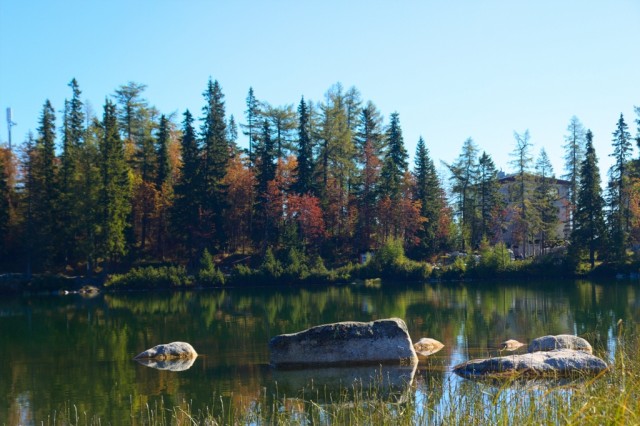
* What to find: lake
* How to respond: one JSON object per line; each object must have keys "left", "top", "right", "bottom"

{"left": 1, "top": 279, "right": 638, "bottom": 424}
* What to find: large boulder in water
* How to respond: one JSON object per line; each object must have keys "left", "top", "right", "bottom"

{"left": 453, "top": 349, "right": 607, "bottom": 379}
{"left": 133, "top": 341, "right": 197, "bottom": 361}
{"left": 528, "top": 335, "right": 592, "bottom": 354}
{"left": 269, "top": 318, "right": 417, "bottom": 368}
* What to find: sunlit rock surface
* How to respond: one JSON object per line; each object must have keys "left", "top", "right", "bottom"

{"left": 528, "top": 334, "right": 593, "bottom": 354}
{"left": 413, "top": 338, "right": 444, "bottom": 357}
{"left": 453, "top": 349, "right": 607, "bottom": 379}
{"left": 133, "top": 341, "right": 197, "bottom": 361}
{"left": 269, "top": 318, "right": 417, "bottom": 368}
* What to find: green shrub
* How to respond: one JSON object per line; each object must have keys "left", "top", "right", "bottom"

{"left": 105, "top": 265, "right": 192, "bottom": 289}
{"left": 196, "top": 249, "right": 225, "bottom": 286}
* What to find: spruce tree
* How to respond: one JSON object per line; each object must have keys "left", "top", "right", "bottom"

{"left": 571, "top": 130, "right": 606, "bottom": 268}
{"left": 509, "top": 130, "right": 534, "bottom": 256}
{"left": 477, "top": 151, "right": 502, "bottom": 243}
{"left": 414, "top": 137, "right": 444, "bottom": 256}
{"left": 32, "top": 100, "right": 58, "bottom": 269}
{"left": 607, "top": 114, "right": 633, "bottom": 259}
{"left": 58, "top": 79, "right": 86, "bottom": 266}
{"left": 200, "top": 78, "right": 230, "bottom": 251}
{"left": 294, "top": 96, "right": 314, "bottom": 195}
{"left": 532, "top": 149, "right": 559, "bottom": 253}
{"left": 155, "top": 114, "right": 172, "bottom": 258}
{"left": 172, "top": 110, "right": 200, "bottom": 258}
{"left": 562, "top": 116, "right": 586, "bottom": 231}
{"left": 448, "top": 137, "right": 479, "bottom": 250}
{"left": 98, "top": 99, "right": 131, "bottom": 266}
{"left": 380, "top": 112, "right": 408, "bottom": 200}
{"left": 241, "top": 87, "right": 261, "bottom": 165}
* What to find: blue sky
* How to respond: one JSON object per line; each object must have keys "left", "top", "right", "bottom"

{"left": 1, "top": 1, "right": 638, "bottom": 179}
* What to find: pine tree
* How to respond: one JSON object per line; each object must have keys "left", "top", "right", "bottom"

{"left": 294, "top": 96, "right": 314, "bottom": 195}
{"left": 562, "top": 116, "right": 586, "bottom": 231}
{"left": 509, "top": 130, "right": 534, "bottom": 256}
{"left": 353, "top": 102, "right": 384, "bottom": 252}
{"left": 380, "top": 112, "right": 408, "bottom": 200}
{"left": 58, "top": 78, "right": 86, "bottom": 266}
{"left": 532, "top": 149, "right": 559, "bottom": 254}
{"left": 447, "top": 137, "right": 479, "bottom": 250}
{"left": 241, "top": 87, "right": 261, "bottom": 164}
{"left": 265, "top": 104, "right": 296, "bottom": 159}
{"left": 477, "top": 151, "right": 503, "bottom": 243}
{"left": 200, "top": 78, "right": 230, "bottom": 252}
{"left": 172, "top": 110, "right": 200, "bottom": 258}
{"left": 413, "top": 137, "right": 445, "bottom": 256}
{"left": 607, "top": 114, "right": 633, "bottom": 259}
{"left": 98, "top": 99, "right": 131, "bottom": 266}
{"left": 155, "top": 114, "right": 172, "bottom": 257}
{"left": 255, "top": 120, "right": 277, "bottom": 247}
{"left": 32, "top": 100, "right": 58, "bottom": 269}
{"left": 571, "top": 130, "right": 606, "bottom": 268}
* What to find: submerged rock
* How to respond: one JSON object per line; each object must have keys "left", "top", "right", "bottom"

{"left": 133, "top": 341, "right": 197, "bottom": 361}
{"left": 269, "top": 318, "right": 417, "bottom": 368}
{"left": 528, "top": 335, "right": 592, "bottom": 354}
{"left": 413, "top": 338, "right": 444, "bottom": 357}
{"left": 453, "top": 349, "right": 607, "bottom": 379}
{"left": 500, "top": 339, "right": 525, "bottom": 351}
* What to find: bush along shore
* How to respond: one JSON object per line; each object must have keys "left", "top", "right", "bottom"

{"left": 3, "top": 239, "right": 640, "bottom": 294}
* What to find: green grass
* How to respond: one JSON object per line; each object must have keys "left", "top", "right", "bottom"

{"left": 38, "top": 328, "right": 640, "bottom": 425}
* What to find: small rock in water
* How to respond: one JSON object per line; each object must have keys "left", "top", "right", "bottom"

{"left": 413, "top": 338, "right": 444, "bottom": 357}
{"left": 528, "top": 335, "right": 592, "bottom": 354}
{"left": 500, "top": 339, "right": 525, "bottom": 351}
{"left": 133, "top": 341, "right": 197, "bottom": 361}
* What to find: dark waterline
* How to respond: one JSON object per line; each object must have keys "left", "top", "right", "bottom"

{"left": 1, "top": 279, "right": 637, "bottom": 423}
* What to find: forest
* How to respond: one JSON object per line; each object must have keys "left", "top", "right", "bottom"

{"left": 0, "top": 78, "right": 639, "bottom": 283}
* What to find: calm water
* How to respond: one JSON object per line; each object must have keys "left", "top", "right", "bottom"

{"left": 1, "top": 280, "right": 638, "bottom": 424}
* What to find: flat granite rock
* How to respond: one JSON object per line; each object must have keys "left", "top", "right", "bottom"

{"left": 453, "top": 349, "right": 608, "bottom": 379}
{"left": 269, "top": 318, "right": 418, "bottom": 368}
{"left": 133, "top": 341, "right": 197, "bottom": 361}
{"left": 528, "top": 334, "right": 593, "bottom": 354}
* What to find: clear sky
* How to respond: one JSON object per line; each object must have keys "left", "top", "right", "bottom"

{"left": 1, "top": 0, "right": 638, "bottom": 179}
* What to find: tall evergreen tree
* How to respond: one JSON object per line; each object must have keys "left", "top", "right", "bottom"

{"left": 31, "top": 100, "right": 58, "bottom": 269}
{"left": 562, "top": 116, "right": 586, "bottom": 232}
{"left": 98, "top": 99, "right": 131, "bottom": 266}
{"left": 353, "top": 102, "right": 384, "bottom": 252}
{"left": 227, "top": 114, "right": 239, "bottom": 154}
{"left": 200, "top": 78, "right": 230, "bottom": 251}
{"left": 477, "top": 151, "right": 502, "bottom": 243}
{"left": 265, "top": 104, "right": 296, "bottom": 159}
{"left": 571, "top": 130, "right": 606, "bottom": 269}
{"left": 607, "top": 113, "right": 633, "bottom": 259}
{"left": 448, "top": 137, "right": 479, "bottom": 250}
{"left": 58, "top": 78, "right": 86, "bottom": 266}
{"left": 414, "top": 137, "right": 444, "bottom": 256}
{"left": 509, "top": 130, "right": 534, "bottom": 256}
{"left": 172, "top": 110, "right": 200, "bottom": 258}
{"left": 380, "top": 112, "right": 408, "bottom": 199}
{"left": 532, "top": 149, "right": 559, "bottom": 253}
{"left": 241, "top": 87, "right": 261, "bottom": 164}
{"left": 294, "top": 96, "right": 314, "bottom": 195}
{"left": 155, "top": 114, "right": 172, "bottom": 258}
{"left": 255, "top": 120, "right": 277, "bottom": 247}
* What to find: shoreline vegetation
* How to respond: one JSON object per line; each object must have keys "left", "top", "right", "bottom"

{"left": 2, "top": 239, "right": 640, "bottom": 294}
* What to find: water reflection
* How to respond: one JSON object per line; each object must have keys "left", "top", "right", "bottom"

{"left": 135, "top": 356, "right": 196, "bottom": 371}
{"left": 0, "top": 279, "right": 637, "bottom": 423}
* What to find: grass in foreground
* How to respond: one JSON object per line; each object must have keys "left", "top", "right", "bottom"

{"left": 39, "top": 328, "right": 640, "bottom": 426}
